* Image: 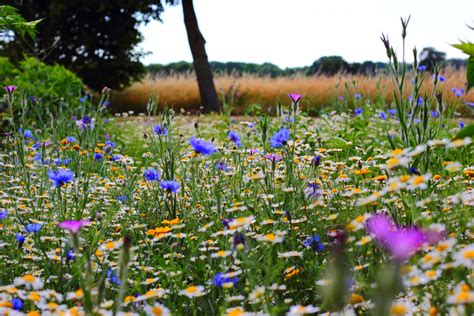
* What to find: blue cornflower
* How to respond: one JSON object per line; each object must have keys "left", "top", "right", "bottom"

{"left": 111, "top": 155, "right": 121, "bottom": 161}
{"left": 26, "top": 223, "right": 42, "bottom": 233}
{"left": 79, "top": 95, "right": 88, "bottom": 103}
{"left": 93, "top": 152, "right": 103, "bottom": 161}
{"left": 354, "top": 93, "right": 362, "bottom": 100}
{"left": 438, "top": 75, "right": 445, "bottom": 82}
{"left": 222, "top": 218, "right": 232, "bottom": 229}
{"left": 16, "top": 233, "right": 25, "bottom": 244}
{"left": 459, "top": 121, "right": 465, "bottom": 128}
{"left": 63, "top": 158, "right": 72, "bottom": 165}
{"left": 67, "top": 249, "right": 75, "bottom": 260}
{"left": 388, "top": 109, "right": 397, "bottom": 116}
{"left": 154, "top": 124, "right": 168, "bottom": 136}
{"left": 354, "top": 108, "right": 363, "bottom": 116}
{"left": 53, "top": 158, "right": 63, "bottom": 165}
{"left": 227, "top": 130, "right": 241, "bottom": 147}
{"left": 430, "top": 110, "right": 439, "bottom": 117}
{"left": 379, "top": 111, "right": 387, "bottom": 120}
{"left": 409, "top": 166, "right": 421, "bottom": 175}
{"left": 48, "top": 169, "right": 74, "bottom": 187}
{"left": 117, "top": 195, "right": 128, "bottom": 202}
{"left": 216, "top": 162, "right": 231, "bottom": 172}
{"left": 160, "top": 180, "right": 180, "bottom": 193}
{"left": 213, "top": 272, "right": 239, "bottom": 288}
{"left": 105, "top": 141, "right": 116, "bottom": 148}
{"left": 232, "top": 233, "right": 246, "bottom": 249}
{"left": 313, "top": 155, "right": 321, "bottom": 167}
{"left": 0, "top": 209, "right": 6, "bottom": 220}
{"left": 304, "top": 234, "right": 324, "bottom": 252}
{"left": 417, "top": 97, "right": 424, "bottom": 106}
{"left": 107, "top": 269, "right": 121, "bottom": 286}
{"left": 190, "top": 137, "right": 217, "bottom": 155}
{"left": 11, "top": 298, "right": 23, "bottom": 311}
{"left": 23, "top": 129, "right": 33, "bottom": 138}
{"left": 269, "top": 128, "right": 290, "bottom": 148}
{"left": 144, "top": 168, "right": 160, "bottom": 181}
{"left": 417, "top": 65, "right": 427, "bottom": 72}
{"left": 66, "top": 136, "right": 76, "bottom": 143}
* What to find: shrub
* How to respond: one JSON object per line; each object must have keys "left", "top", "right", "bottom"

{"left": 1, "top": 57, "right": 84, "bottom": 101}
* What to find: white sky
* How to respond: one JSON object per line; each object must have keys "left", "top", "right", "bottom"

{"left": 139, "top": 0, "right": 474, "bottom": 68}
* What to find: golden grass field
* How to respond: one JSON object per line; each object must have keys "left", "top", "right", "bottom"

{"left": 111, "top": 68, "right": 474, "bottom": 115}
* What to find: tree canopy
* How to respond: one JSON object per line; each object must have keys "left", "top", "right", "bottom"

{"left": 1, "top": 0, "right": 176, "bottom": 91}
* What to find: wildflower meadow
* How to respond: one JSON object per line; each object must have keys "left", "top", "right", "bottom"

{"left": 1, "top": 3, "right": 474, "bottom": 316}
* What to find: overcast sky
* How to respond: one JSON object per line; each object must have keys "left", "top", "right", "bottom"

{"left": 139, "top": 0, "right": 474, "bottom": 68}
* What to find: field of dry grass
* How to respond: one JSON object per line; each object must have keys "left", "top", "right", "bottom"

{"left": 111, "top": 68, "right": 474, "bottom": 115}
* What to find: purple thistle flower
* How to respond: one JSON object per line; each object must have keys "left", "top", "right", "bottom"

{"left": 366, "top": 214, "right": 426, "bottom": 261}
{"left": 4, "top": 85, "right": 17, "bottom": 94}
{"left": 58, "top": 219, "right": 90, "bottom": 234}
{"left": 265, "top": 153, "right": 282, "bottom": 162}
{"left": 288, "top": 93, "right": 302, "bottom": 103}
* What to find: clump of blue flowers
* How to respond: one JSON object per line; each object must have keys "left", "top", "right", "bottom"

{"left": 154, "top": 124, "right": 167, "bottom": 136}
{"left": 227, "top": 130, "right": 241, "bottom": 147}
{"left": 190, "top": 137, "right": 217, "bottom": 155}
{"left": 160, "top": 180, "right": 180, "bottom": 193}
{"left": 213, "top": 272, "right": 239, "bottom": 288}
{"left": 144, "top": 168, "right": 160, "bottom": 181}
{"left": 269, "top": 128, "right": 290, "bottom": 148}
{"left": 48, "top": 169, "right": 75, "bottom": 187}
{"left": 304, "top": 234, "right": 324, "bottom": 252}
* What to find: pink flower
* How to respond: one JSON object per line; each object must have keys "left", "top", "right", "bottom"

{"left": 288, "top": 93, "right": 302, "bottom": 103}
{"left": 58, "top": 220, "right": 90, "bottom": 234}
{"left": 4, "top": 85, "right": 17, "bottom": 94}
{"left": 265, "top": 153, "right": 282, "bottom": 162}
{"left": 366, "top": 214, "right": 426, "bottom": 261}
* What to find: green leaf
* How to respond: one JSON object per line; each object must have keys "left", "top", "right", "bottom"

{"left": 454, "top": 123, "right": 474, "bottom": 139}
{"left": 468, "top": 57, "right": 474, "bottom": 92}
{"left": 451, "top": 41, "right": 474, "bottom": 56}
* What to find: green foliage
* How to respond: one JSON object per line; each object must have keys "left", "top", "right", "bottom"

{"left": 419, "top": 47, "right": 446, "bottom": 72}
{"left": 454, "top": 123, "right": 474, "bottom": 139}
{"left": 308, "top": 56, "right": 349, "bottom": 76}
{"left": 1, "top": 0, "right": 176, "bottom": 91}
{"left": 0, "top": 57, "right": 17, "bottom": 82}
{"left": 0, "top": 5, "right": 41, "bottom": 40}
{"left": 1, "top": 57, "right": 83, "bottom": 101}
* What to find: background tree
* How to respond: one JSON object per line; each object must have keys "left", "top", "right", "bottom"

{"left": 419, "top": 47, "right": 446, "bottom": 72}
{"left": 307, "top": 56, "right": 349, "bottom": 76}
{"left": 1, "top": 0, "right": 176, "bottom": 91}
{"left": 182, "top": 0, "right": 219, "bottom": 112}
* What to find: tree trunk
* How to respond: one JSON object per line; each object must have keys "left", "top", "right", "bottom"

{"left": 182, "top": 0, "right": 220, "bottom": 112}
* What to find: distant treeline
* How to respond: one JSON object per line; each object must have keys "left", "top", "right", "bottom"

{"left": 146, "top": 55, "right": 467, "bottom": 77}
